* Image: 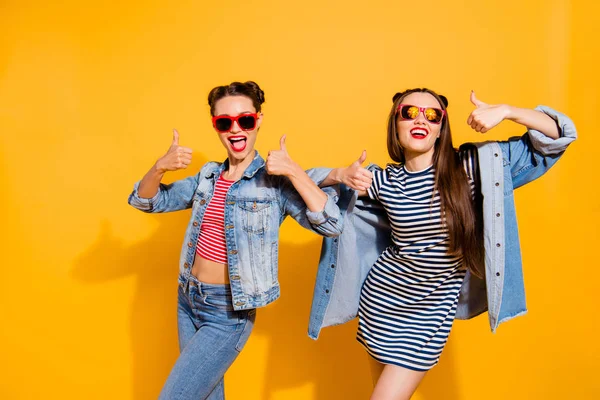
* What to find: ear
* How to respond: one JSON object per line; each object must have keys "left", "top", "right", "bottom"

{"left": 256, "top": 112, "right": 263, "bottom": 130}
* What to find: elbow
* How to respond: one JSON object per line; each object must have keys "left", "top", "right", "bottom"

{"left": 311, "top": 218, "right": 343, "bottom": 237}
{"left": 128, "top": 192, "right": 155, "bottom": 213}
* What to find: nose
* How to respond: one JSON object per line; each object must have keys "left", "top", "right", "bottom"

{"left": 230, "top": 119, "right": 242, "bottom": 133}
{"left": 414, "top": 110, "right": 427, "bottom": 124}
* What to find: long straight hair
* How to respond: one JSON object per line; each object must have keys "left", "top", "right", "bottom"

{"left": 387, "top": 88, "right": 484, "bottom": 277}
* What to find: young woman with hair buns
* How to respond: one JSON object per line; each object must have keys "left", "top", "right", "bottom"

{"left": 128, "top": 81, "right": 342, "bottom": 399}
{"left": 315, "top": 88, "right": 576, "bottom": 399}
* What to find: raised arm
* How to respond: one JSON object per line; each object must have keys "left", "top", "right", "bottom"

{"left": 467, "top": 91, "right": 560, "bottom": 139}
{"left": 265, "top": 135, "right": 328, "bottom": 212}
{"left": 128, "top": 129, "right": 199, "bottom": 213}
{"left": 137, "top": 129, "right": 193, "bottom": 198}
{"left": 466, "top": 91, "right": 577, "bottom": 189}
{"left": 320, "top": 150, "right": 373, "bottom": 197}
{"left": 265, "top": 135, "right": 341, "bottom": 236}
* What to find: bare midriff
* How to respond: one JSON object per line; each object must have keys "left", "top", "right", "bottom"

{"left": 191, "top": 255, "right": 230, "bottom": 284}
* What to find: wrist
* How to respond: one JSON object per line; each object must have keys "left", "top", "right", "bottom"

{"left": 286, "top": 162, "right": 303, "bottom": 179}
{"left": 504, "top": 104, "right": 518, "bottom": 121}
{"left": 153, "top": 161, "right": 167, "bottom": 176}
{"left": 333, "top": 167, "right": 345, "bottom": 184}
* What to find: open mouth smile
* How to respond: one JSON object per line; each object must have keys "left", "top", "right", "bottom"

{"left": 410, "top": 127, "right": 429, "bottom": 140}
{"left": 228, "top": 135, "right": 247, "bottom": 152}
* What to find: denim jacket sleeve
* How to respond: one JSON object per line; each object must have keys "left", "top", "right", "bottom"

{"left": 127, "top": 169, "right": 202, "bottom": 213}
{"left": 277, "top": 169, "right": 342, "bottom": 237}
{"left": 499, "top": 105, "right": 577, "bottom": 189}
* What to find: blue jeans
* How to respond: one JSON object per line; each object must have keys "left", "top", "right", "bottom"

{"left": 159, "top": 276, "right": 255, "bottom": 400}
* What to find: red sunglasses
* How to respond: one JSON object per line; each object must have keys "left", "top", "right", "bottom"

{"left": 397, "top": 104, "right": 445, "bottom": 124}
{"left": 212, "top": 113, "right": 258, "bottom": 133}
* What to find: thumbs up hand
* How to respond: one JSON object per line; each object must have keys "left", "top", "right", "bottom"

{"left": 266, "top": 135, "right": 298, "bottom": 177}
{"left": 467, "top": 91, "right": 511, "bottom": 133}
{"left": 155, "top": 129, "right": 193, "bottom": 173}
{"left": 335, "top": 150, "right": 373, "bottom": 191}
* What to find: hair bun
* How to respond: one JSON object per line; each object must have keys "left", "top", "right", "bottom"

{"left": 439, "top": 95, "right": 449, "bottom": 108}
{"left": 392, "top": 92, "right": 404, "bottom": 103}
{"left": 244, "top": 81, "right": 265, "bottom": 105}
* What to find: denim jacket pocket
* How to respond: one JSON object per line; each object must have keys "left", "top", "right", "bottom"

{"left": 238, "top": 200, "right": 272, "bottom": 234}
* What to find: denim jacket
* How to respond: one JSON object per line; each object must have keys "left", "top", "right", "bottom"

{"left": 307, "top": 106, "right": 577, "bottom": 339}
{"left": 128, "top": 151, "right": 342, "bottom": 310}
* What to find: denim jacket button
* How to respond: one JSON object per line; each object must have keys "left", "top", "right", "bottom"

{"left": 495, "top": 182, "right": 500, "bottom": 187}
{"left": 226, "top": 225, "right": 234, "bottom": 229}
{"left": 496, "top": 213, "right": 501, "bottom": 217}
{"left": 193, "top": 221, "right": 199, "bottom": 227}
{"left": 231, "top": 275, "right": 240, "bottom": 280}
{"left": 229, "top": 250, "right": 238, "bottom": 255}
{"left": 496, "top": 272, "right": 501, "bottom": 276}
{"left": 494, "top": 153, "right": 499, "bottom": 157}
{"left": 235, "top": 301, "right": 245, "bottom": 306}
{"left": 188, "top": 242, "right": 193, "bottom": 248}
{"left": 331, "top": 264, "right": 335, "bottom": 269}
{"left": 227, "top": 201, "right": 235, "bottom": 205}
{"left": 200, "top": 199, "right": 206, "bottom": 205}
{"left": 184, "top": 262, "right": 189, "bottom": 268}
{"left": 496, "top": 243, "right": 501, "bottom": 247}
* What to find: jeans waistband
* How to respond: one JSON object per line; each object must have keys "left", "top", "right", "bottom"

{"left": 179, "top": 274, "right": 232, "bottom": 296}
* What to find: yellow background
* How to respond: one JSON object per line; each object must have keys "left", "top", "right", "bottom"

{"left": 1, "top": 1, "right": 598, "bottom": 399}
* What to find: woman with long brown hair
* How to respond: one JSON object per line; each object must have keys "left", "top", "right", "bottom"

{"left": 315, "top": 88, "right": 576, "bottom": 399}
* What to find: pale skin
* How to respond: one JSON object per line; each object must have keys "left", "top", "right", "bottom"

{"left": 137, "top": 95, "right": 328, "bottom": 284}
{"left": 325, "top": 91, "right": 561, "bottom": 400}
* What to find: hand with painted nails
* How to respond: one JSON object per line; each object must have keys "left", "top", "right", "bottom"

{"left": 467, "top": 91, "right": 511, "bottom": 133}
{"left": 336, "top": 150, "right": 373, "bottom": 191}
{"left": 266, "top": 135, "right": 300, "bottom": 177}
{"left": 155, "top": 129, "right": 194, "bottom": 173}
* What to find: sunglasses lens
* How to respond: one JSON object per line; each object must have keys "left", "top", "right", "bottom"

{"left": 425, "top": 108, "right": 443, "bottom": 123}
{"left": 400, "top": 106, "right": 420, "bottom": 120}
{"left": 237, "top": 115, "right": 256, "bottom": 131}
{"left": 215, "top": 117, "right": 232, "bottom": 132}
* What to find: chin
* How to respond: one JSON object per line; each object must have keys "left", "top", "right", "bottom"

{"left": 229, "top": 148, "right": 254, "bottom": 160}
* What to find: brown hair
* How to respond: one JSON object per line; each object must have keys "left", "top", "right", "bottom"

{"left": 387, "top": 88, "right": 484, "bottom": 277}
{"left": 207, "top": 81, "right": 265, "bottom": 116}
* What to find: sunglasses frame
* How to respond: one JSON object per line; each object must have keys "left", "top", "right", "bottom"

{"left": 396, "top": 104, "right": 446, "bottom": 124}
{"left": 211, "top": 113, "right": 259, "bottom": 133}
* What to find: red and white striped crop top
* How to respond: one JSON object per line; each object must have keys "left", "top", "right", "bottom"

{"left": 196, "top": 174, "right": 235, "bottom": 264}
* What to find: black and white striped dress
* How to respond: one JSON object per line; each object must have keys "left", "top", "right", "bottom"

{"left": 357, "top": 148, "right": 478, "bottom": 371}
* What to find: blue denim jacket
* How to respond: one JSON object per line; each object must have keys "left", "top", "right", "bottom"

{"left": 307, "top": 106, "right": 577, "bottom": 339}
{"left": 128, "top": 151, "right": 342, "bottom": 310}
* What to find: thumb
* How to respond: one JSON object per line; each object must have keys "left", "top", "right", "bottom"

{"left": 357, "top": 150, "right": 367, "bottom": 165}
{"left": 279, "top": 134, "right": 287, "bottom": 152}
{"left": 470, "top": 90, "right": 486, "bottom": 108}
{"left": 172, "top": 129, "right": 180, "bottom": 146}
